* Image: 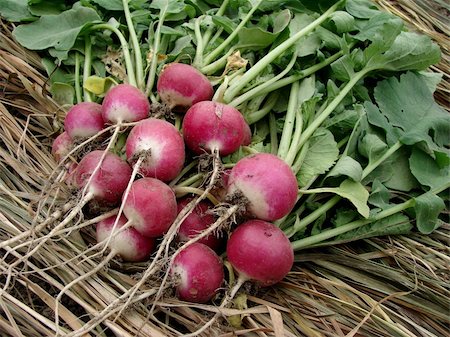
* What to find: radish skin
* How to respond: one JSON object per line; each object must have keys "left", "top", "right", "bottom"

{"left": 96, "top": 214, "right": 156, "bottom": 262}
{"left": 170, "top": 242, "right": 224, "bottom": 303}
{"left": 182, "top": 101, "right": 248, "bottom": 156}
{"left": 75, "top": 150, "right": 133, "bottom": 206}
{"left": 177, "top": 197, "right": 221, "bottom": 251}
{"left": 64, "top": 102, "right": 104, "bottom": 139}
{"left": 102, "top": 84, "right": 150, "bottom": 124}
{"left": 227, "top": 153, "right": 298, "bottom": 221}
{"left": 52, "top": 131, "right": 73, "bottom": 163}
{"left": 157, "top": 63, "right": 213, "bottom": 111}
{"left": 125, "top": 118, "right": 185, "bottom": 182}
{"left": 123, "top": 177, "right": 177, "bottom": 238}
{"left": 226, "top": 219, "right": 294, "bottom": 287}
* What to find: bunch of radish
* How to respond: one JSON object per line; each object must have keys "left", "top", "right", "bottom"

{"left": 51, "top": 61, "right": 297, "bottom": 308}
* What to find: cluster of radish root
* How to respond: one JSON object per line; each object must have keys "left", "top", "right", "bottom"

{"left": 23, "top": 62, "right": 298, "bottom": 335}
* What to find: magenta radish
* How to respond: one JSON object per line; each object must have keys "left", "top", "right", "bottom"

{"left": 177, "top": 197, "right": 221, "bottom": 251}
{"left": 170, "top": 242, "right": 224, "bottom": 303}
{"left": 64, "top": 102, "right": 104, "bottom": 139}
{"left": 123, "top": 177, "right": 177, "bottom": 238}
{"left": 52, "top": 131, "right": 73, "bottom": 163}
{"left": 75, "top": 150, "right": 132, "bottom": 206}
{"left": 102, "top": 84, "right": 150, "bottom": 124}
{"left": 96, "top": 214, "right": 156, "bottom": 262}
{"left": 227, "top": 219, "right": 294, "bottom": 287}
{"left": 182, "top": 101, "right": 249, "bottom": 156}
{"left": 241, "top": 122, "right": 252, "bottom": 146}
{"left": 157, "top": 63, "right": 213, "bottom": 111}
{"left": 226, "top": 153, "right": 298, "bottom": 221}
{"left": 125, "top": 118, "right": 185, "bottom": 182}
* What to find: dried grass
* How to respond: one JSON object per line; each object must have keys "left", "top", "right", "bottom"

{"left": 1, "top": 2, "right": 449, "bottom": 336}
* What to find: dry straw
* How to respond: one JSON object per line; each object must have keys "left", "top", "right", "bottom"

{"left": 1, "top": 1, "right": 449, "bottom": 336}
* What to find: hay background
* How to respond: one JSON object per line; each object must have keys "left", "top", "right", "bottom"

{"left": 0, "top": 1, "right": 449, "bottom": 336}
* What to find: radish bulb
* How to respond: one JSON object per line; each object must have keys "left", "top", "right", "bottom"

{"left": 177, "top": 197, "right": 222, "bottom": 251}
{"left": 96, "top": 214, "right": 156, "bottom": 262}
{"left": 226, "top": 153, "right": 298, "bottom": 221}
{"left": 102, "top": 84, "right": 150, "bottom": 124}
{"left": 75, "top": 150, "right": 133, "bottom": 206}
{"left": 170, "top": 242, "right": 224, "bottom": 303}
{"left": 157, "top": 63, "right": 213, "bottom": 111}
{"left": 226, "top": 219, "right": 294, "bottom": 287}
{"left": 52, "top": 131, "right": 73, "bottom": 163}
{"left": 182, "top": 101, "right": 248, "bottom": 156}
{"left": 125, "top": 118, "right": 185, "bottom": 182}
{"left": 64, "top": 102, "right": 104, "bottom": 140}
{"left": 123, "top": 177, "right": 177, "bottom": 238}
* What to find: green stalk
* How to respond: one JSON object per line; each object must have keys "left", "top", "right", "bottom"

{"left": 223, "top": 0, "right": 343, "bottom": 102}
{"left": 193, "top": 16, "right": 205, "bottom": 68}
{"left": 248, "top": 50, "right": 344, "bottom": 98}
{"left": 277, "top": 81, "right": 300, "bottom": 159}
{"left": 74, "top": 52, "right": 82, "bottom": 104}
{"left": 362, "top": 141, "right": 403, "bottom": 178}
{"left": 269, "top": 112, "right": 278, "bottom": 155}
{"left": 228, "top": 51, "right": 298, "bottom": 108}
{"left": 245, "top": 91, "right": 279, "bottom": 124}
{"left": 291, "top": 198, "right": 415, "bottom": 250}
{"left": 202, "top": 0, "right": 229, "bottom": 48}
{"left": 145, "top": 7, "right": 168, "bottom": 96}
{"left": 200, "top": 47, "right": 234, "bottom": 75}
{"left": 83, "top": 36, "right": 93, "bottom": 102}
{"left": 91, "top": 23, "right": 136, "bottom": 87}
{"left": 202, "top": 0, "right": 263, "bottom": 67}
{"left": 122, "top": 0, "right": 143, "bottom": 89}
{"left": 284, "top": 109, "right": 303, "bottom": 167}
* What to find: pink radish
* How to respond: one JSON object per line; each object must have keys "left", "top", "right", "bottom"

{"left": 177, "top": 197, "right": 221, "bottom": 251}
{"left": 125, "top": 118, "right": 185, "bottom": 182}
{"left": 182, "top": 101, "right": 248, "bottom": 156}
{"left": 226, "top": 153, "right": 298, "bottom": 221}
{"left": 75, "top": 150, "right": 132, "bottom": 206}
{"left": 241, "top": 122, "right": 252, "bottom": 146}
{"left": 157, "top": 63, "right": 213, "bottom": 111}
{"left": 170, "top": 242, "right": 224, "bottom": 303}
{"left": 227, "top": 219, "right": 294, "bottom": 287}
{"left": 96, "top": 214, "right": 156, "bottom": 262}
{"left": 52, "top": 131, "right": 72, "bottom": 163}
{"left": 123, "top": 177, "right": 177, "bottom": 238}
{"left": 102, "top": 84, "right": 150, "bottom": 124}
{"left": 64, "top": 102, "right": 104, "bottom": 139}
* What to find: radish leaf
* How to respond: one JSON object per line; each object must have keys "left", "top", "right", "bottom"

{"left": 414, "top": 193, "right": 446, "bottom": 234}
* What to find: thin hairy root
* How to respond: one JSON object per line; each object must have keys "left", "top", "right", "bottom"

{"left": 182, "top": 276, "right": 246, "bottom": 337}
{"left": 115, "top": 148, "right": 224, "bottom": 320}
{"left": 54, "top": 249, "right": 116, "bottom": 336}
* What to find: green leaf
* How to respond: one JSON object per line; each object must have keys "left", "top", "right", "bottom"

{"left": 297, "top": 128, "right": 339, "bottom": 187}
{"left": 368, "top": 179, "right": 391, "bottom": 209}
{"left": 327, "top": 155, "right": 363, "bottom": 182}
{"left": 91, "top": 0, "right": 123, "bottom": 10}
{"left": 304, "top": 179, "right": 370, "bottom": 218}
{"left": 12, "top": 6, "right": 101, "bottom": 51}
{"left": 328, "top": 10, "right": 355, "bottom": 33}
{"left": 358, "top": 132, "right": 387, "bottom": 163}
{"left": 211, "top": 15, "right": 237, "bottom": 34}
{"left": 0, "top": 0, "right": 34, "bottom": 22}
{"left": 335, "top": 213, "right": 412, "bottom": 241}
{"left": 237, "top": 27, "right": 278, "bottom": 50}
{"left": 345, "top": 0, "right": 380, "bottom": 19}
{"left": 369, "top": 72, "right": 450, "bottom": 153}
{"left": 50, "top": 82, "right": 74, "bottom": 106}
{"left": 410, "top": 148, "right": 450, "bottom": 191}
{"left": 272, "top": 9, "right": 291, "bottom": 34}
{"left": 29, "top": 0, "right": 66, "bottom": 16}
{"left": 414, "top": 192, "right": 446, "bottom": 234}
{"left": 84, "top": 75, "right": 117, "bottom": 96}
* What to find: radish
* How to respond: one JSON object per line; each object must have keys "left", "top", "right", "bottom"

{"left": 75, "top": 150, "right": 132, "bottom": 206}
{"left": 96, "top": 214, "right": 156, "bottom": 262}
{"left": 226, "top": 153, "right": 298, "bottom": 221}
{"left": 125, "top": 118, "right": 185, "bottom": 182}
{"left": 177, "top": 197, "right": 221, "bottom": 251}
{"left": 51, "top": 131, "right": 73, "bottom": 163}
{"left": 241, "top": 122, "right": 252, "bottom": 146}
{"left": 64, "top": 102, "right": 104, "bottom": 140}
{"left": 102, "top": 84, "right": 150, "bottom": 124}
{"left": 182, "top": 101, "right": 248, "bottom": 156}
{"left": 226, "top": 219, "right": 294, "bottom": 287}
{"left": 123, "top": 177, "right": 177, "bottom": 238}
{"left": 170, "top": 242, "right": 224, "bottom": 303}
{"left": 157, "top": 63, "right": 213, "bottom": 111}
